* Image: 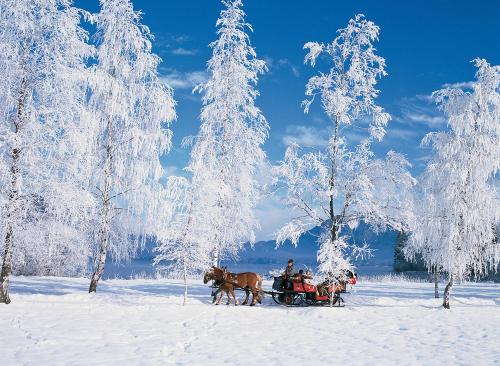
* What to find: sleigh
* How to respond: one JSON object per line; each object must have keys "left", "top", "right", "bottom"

{"left": 267, "top": 275, "right": 356, "bottom": 307}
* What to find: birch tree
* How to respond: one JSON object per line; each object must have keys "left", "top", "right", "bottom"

{"left": 406, "top": 59, "right": 500, "bottom": 309}
{"left": 153, "top": 177, "right": 212, "bottom": 305}
{"left": 87, "top": 0, "right": 176, "bottom": 292}
{"left": 275, "top": 14, "right": 415, "bottom": 285}
{"left": 185, "top": 0, "right": 268, "bottom": 266}
{"left": 0, "top": 0, "right": 94, "bottom": 304}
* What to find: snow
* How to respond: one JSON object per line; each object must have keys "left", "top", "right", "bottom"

{"left": 1, "top": 276, "right": 499, "bottom": 365}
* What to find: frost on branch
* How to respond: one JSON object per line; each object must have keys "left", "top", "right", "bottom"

{"left": 302, "top": 14, "right": 390, "bottom": 140}
{"left": 406, "top": 59, "right": 500, "bottom": 308}
{"left": 275, "top": 14, "right": 415, "bottom": 279}
{"left": 0, "top": 0, "right": 95, "bottom": 303}
{"left": 153, "top": 177, "right": 211, "bottom": 283}
{"left": 87, "top": 0, "right": 176, "bottom": 292}
{"left": 180, "top": 0, "right": 268, "bottom": 266}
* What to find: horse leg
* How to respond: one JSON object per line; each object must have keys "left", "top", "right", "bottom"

{"left": 212, "top": 287, "right": 221, "bottom": 304}
{"left": 242, "top": 288, "right": 249, "bottom": 305}
{"left": 216, "top": 288, "right": 224, "bottom": 305}
{"left": 257, "top": 276, "right": 263, "bottom": 304}
{"left": 247, "top": 276, "right": 260, "bottom": 306}
{"left": 229, "top": 287, "right": 238, "bottom": 306}
{"left": 250, "top": 287, "right": 258, "bottom": 306}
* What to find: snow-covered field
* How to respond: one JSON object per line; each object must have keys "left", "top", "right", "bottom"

{"left": 1, "top": 277, "right": 499, "bottom": 366}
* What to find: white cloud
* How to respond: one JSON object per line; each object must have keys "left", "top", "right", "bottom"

{"left": 442, "top": 81, "right": 475, "bottom": 89}
{"left": 394, "top": 96, "right": 446, "bottom": 129}
{"left": 160, "top": 70, "right": 208, "bottom": 90}
{"left": 385, "top": 126, "right": 419, "bottom": 141}
{"left": 171, "top": 47, "right": 198, "bottom": 56}
{"left": 282, "top": 125, "right": 329, "bottom": 148}
{"left": 402, "top": 112, "right": 446, "bottom": 127}
{"left": 159, "top": 165, "right": 181, "bottom": 186}
{"left": 263, "top": 56, "right": 274, "bottom": 68}
{"left": 277, "top": 58, "right": 300, "bottom": 77}
{"left": 163, "top": 165, "right": 179, "bottom": 177}
{"left": 156, "top": 33, "right": 190, "bottom": 49}
{"left": 254, "top": 194, "right": 293, "bottom": 241}
{"left": 265, "top": 57, "right": 301, "bottom": 78}
{"left": 312, "top": 116, "right": 327, "bottom": 124}
{"left": 414, "top": 94, "right": 434, "bottom": 103}
{"left": 414, "top": 154, "right": 432, "bottom": 162}
{"left": 344, "top": 129, "right": 369, "bottom": 144}
{"left": 250, "top": 163, "right": 294, "bottom": 241}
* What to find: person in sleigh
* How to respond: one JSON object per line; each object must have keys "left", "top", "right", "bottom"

{"left": 281, "top": 259, "right": 295, "bottom": 290}
{"left": 316, "top": 272, "right": 334, "bottom": 297}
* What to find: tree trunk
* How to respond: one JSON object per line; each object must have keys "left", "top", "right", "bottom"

{"left": 89, "top": 219, "right": 109, "bottom": 293}
{"left": 0, "top": 74, "right": 25, "bottom": 304}
{"left": 434, "top": 272, "right": 439, "bottom": 299}
{"left": 329, "top": 194, "right": 336, "bottom": 241}
{"left": 0, "top": 226, "right": 14, "bottom": 304}
{"left": 89, "top": 177, "right": 111, "bottom": 293}
{"left": 327, "top": 127, "right": 338, "bottom": 310}
{"left": 328, "top": 114, "right": 339, "bottom": 287}
{"left": 443, "top": 274, "right": 453, "bottom": 309}
{"left": 328, "top": 116, "right": 339, "bottom": 238}
{"left": 216, "top": 245, "right": 221, "bottom": 268}
{"left": 182, "top": 257, "right": 188, "bottom": 306}
{"left": 0, "top": 148, "right": 19, "bottom": 304}
{"left": 210, "top": 243, "right": 220, "bottom": 268}
{"left": 89, "top": 120, "right": 113, "bottom": 293}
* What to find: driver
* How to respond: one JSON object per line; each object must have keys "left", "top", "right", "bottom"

{"left": 281, "top": 259, "right": 295, "bottom": 290}
{"left": 282, "top": 259, "right": 295, "bottom": 278}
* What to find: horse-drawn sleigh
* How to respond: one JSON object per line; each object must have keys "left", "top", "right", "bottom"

{"left": 203, "top": 266, "right": 264, "bottom": 306}
{"left": 203, "top": 266, "right": 356, "bottom": 307}
{"left": 268, "top": 271, "right": 356, "bottom": 307}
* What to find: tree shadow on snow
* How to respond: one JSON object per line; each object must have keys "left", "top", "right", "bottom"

{"left": 9, "top": 277, "right": 498, "bottom": 307}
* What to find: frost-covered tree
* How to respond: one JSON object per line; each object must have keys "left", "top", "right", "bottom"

{"left": 406, "top": 59, "right": 500, "bottom": 309}
{"left": 184, "top": 0, "right": 268, "bottom": 266}
{"left": 0, "top": 0, "right": 94, "bottom": 304}
{"left": 87, "top": 0, "right": 176, "bottom": 292}
{"left": 275, "top": 15, "right": 415, "bottom": 285}
{"left": 153, "top": 177, "right": 211, "bottom": 305}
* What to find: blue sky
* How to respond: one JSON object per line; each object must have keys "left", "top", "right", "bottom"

{"left": 79, "top": 0, "right": 500, "bottom": 239}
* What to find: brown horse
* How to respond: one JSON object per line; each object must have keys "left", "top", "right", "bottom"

{"left": 203, "top": 266, "right": 263, "bottom": 306}
{"left": 203, "top": 267, "right": 238, "bottom": 305}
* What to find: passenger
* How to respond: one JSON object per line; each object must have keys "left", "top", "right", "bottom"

{"left": 281, "top": 259, "right": 295, "bottom": 290}
{"left": 316, "top": 272, "right": 334, "bottom": 297}
{"left": 336, "top": 269, "right": 356, "bottom": 291}
{"left": 291, "top": 269, "right": 304, "bottom": 282}
{"left": 303, "top": 270, "right": 314, "bottom": 285}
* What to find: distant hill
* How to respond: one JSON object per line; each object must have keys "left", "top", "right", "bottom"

{"left": 224, "top": 221, "right": 399, "bottom": 276}
{"left": 127, "top": 221, "right": 399, "bottom": 277}
{"left": 108, "top": 223, "right": 500, "bottom": 282}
